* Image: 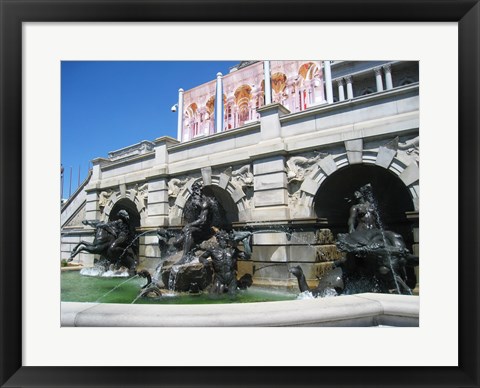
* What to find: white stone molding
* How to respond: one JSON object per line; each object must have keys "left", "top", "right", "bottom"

{"left": 108, "top": 141, "right": 155, "bottom": 162}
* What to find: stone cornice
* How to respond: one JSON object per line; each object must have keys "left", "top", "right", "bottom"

{"left": 279, "top": 83, "right": 419, "bottom": 125}
{"left": 100, "top": 151, "right": 155, "bottom": 171}
{"left": 256, "top": 102, "right": 291, "bottom": 116}
{"left": 108, "top": 140, "right": 155, "bottom": 161}
{"left": 153, "top": 136, "right": 179, "bottom": 146}
{"left": 168, "top": 121, "right": 260, "bottom": 153}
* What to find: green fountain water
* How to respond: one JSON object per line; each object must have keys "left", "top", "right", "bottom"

{"left": 61, "top": 271, "right": 297, "bottom": 305}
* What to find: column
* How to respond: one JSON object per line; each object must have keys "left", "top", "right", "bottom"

{"left": 227, "top": 96, "right": 235, "bottom": 129}
{"left": 299, "top": 88, "right": 304, "bottom": 110}
{"left": 374, "top": 67, "right": 384, "bottom": 92}
{"left": 337, "top": 78, "right": 345, "bottom": 101}
{"left": 383, "top": 64, "right": 393, "bottom": 90}
{"left": 323, "top": 60, "right": 334, "bottom": 104}
{"left": 215, "top": 72, "right": 223, "bottom": 133}
{"left": 345, "top": 75, "right": 354, "bottom": 99}
{"left": 286, "top": 78, "right": 295, "bottom": 112}
{"left": 263, "top": 60, "right": 272, "bottom": 105}
{"left": 201, "top": 108, "right": 209, "bottom": 135}
{"left": 306, "top": 80, "right": 313, "bottom": 105}
{"left": 177, "top": 88, "right": 184, "bottom": 141}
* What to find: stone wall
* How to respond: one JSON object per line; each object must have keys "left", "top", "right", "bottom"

{"left": 61, "top": 79, "right": 420, "bottom": 285}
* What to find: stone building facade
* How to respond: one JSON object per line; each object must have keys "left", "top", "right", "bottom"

{"left": 61, "top": 60, "right": 419, "bottom": 286}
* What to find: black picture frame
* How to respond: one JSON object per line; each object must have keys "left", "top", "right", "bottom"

{"left": 1, "top": 1, "right": 479, "bottom": 387}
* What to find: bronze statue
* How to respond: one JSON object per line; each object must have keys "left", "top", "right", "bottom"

{"left": 339, "top": 184, "right": 407, "bottom": 253}
{"left": 347, "top": 184, "right": 378, "bottom": 233}
{"left": 70, "top": 209, "right": 137, "bottom": 272}
{"left": 137, "top": 269, "right": 162, "bottom": 298}
{"left": 335, "top": 184, "right": 417, "bottom": 294}
{"left": 229, "top": 230, "right": 253, "bottom": 260}
{"left": 199, "top": 230, "right": 246, "bottom": 294}
{"left": 174, "top": 182, "right": 215, "bottom": 263}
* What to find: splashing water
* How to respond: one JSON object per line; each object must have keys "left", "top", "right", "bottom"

{"left": 80, "top": 265, "right": 130, "bottom": 278}
{"left": 368, "top": 189, "right": 402, "bottom": 294}
{"left": 297, "top": 291, "right": 315, "bottom": 300}
{"left": 80, "top": 267, "right": 106, "bottom": 277}
{"left": 168, "top": 265, "right": 181, "bottom": 290}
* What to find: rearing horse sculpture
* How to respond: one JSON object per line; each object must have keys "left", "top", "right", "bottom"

{"left": 69, "top": 215, "right": 137, "bottom": 272}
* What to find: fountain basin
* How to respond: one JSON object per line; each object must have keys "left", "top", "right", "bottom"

{"left": 61, "top": 293, "right": 418, "bottom": 327}
{"left": 61, "top": 270, "right": 297, "bottom": 304}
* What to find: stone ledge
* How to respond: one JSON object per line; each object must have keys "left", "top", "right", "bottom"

{"left": 61, "top": 293, "right": 418, "bottom": 327}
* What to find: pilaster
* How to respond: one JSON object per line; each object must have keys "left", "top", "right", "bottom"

{"left": 252, "top": 155, "right": 289, "bottom": 221}
{"left": 145, "top": 178, "right": 169, "bottom": 227}
{"left": 256, "top": 103, "right": 290, "bottom": 141}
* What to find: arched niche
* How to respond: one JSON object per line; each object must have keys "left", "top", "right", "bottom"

{"left": 171, "top": 176, "right": 246, "bottom": 227}
{"left": 313, "top": 164, "right": 415, "bottom": 247}
{"left": 202, "top": 185, "right": 239, "bottom": 227}
{"left": 108, "top": 198, "right": 141, "bottom": 255}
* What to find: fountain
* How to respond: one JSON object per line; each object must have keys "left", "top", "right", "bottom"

{"left": 134, "top": 183, "right": 260, "bottom": 297}
{"left": 333, "top": 184, "right": 418, "bottom": 295}
{"left": 66, "top": 183, "right": 418, "bottom": 306}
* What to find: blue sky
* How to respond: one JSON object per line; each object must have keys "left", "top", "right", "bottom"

{"left": 61, "top": 60, "right": 239, "bottom": 198}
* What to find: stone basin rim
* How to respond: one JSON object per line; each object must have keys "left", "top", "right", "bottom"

{"left": 61, "top": 293, "right": 419, "bottom": 327}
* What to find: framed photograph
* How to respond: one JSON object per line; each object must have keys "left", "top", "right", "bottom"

{"left": 1, "top": 0, "right": 478, "bottom": 387}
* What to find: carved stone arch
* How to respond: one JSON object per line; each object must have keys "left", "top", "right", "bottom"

{"left": 101, "top": 195, "right": 142, "bottom": 225}
{"left": 222, "top": 179, "right": 251, "bottom": 221}
{"left": 386, "top": 157, "right": 420, "bottom": 211}
{"left": 127, "top": 186, "right": 149, "bottom": 224}
{"left": 297, "top": 153, "right": 345, "bottom": 211}
{"left": 311, "top": 159, "right": 417, "bottom": 248}
{"left": 100, "top": 191, "right": 118, "bottom": 222}
{"left": 294, "top": 150, "right": 419, "bottom": 216}
{"left": 170, "top": 175, "right": 248, "bottom": 225}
